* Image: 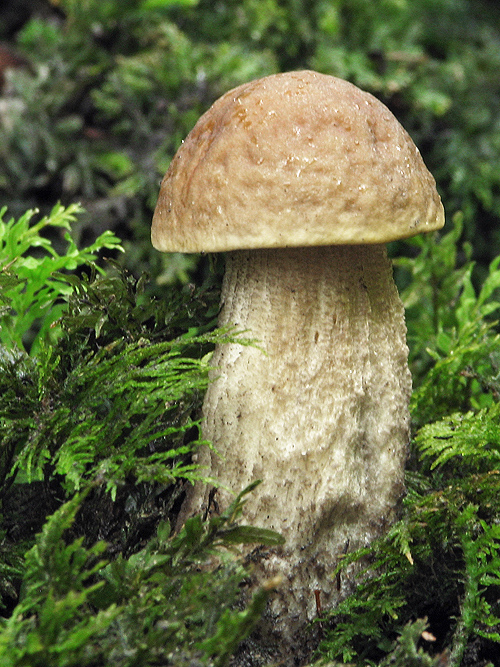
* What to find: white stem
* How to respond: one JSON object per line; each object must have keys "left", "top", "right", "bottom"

{"left": 191, "top": 245, "right": 411, "bottom": 630}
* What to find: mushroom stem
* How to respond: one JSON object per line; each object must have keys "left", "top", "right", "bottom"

{"left": 199, "top": 244, "right": 411, "bottom": 626}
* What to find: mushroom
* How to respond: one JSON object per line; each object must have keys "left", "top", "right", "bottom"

{"left": 151, "top": 70, "right": 444, "bottom": 643}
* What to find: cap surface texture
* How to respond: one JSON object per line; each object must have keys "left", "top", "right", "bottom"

{"left": 152, "top": 70, "right": 445, "bottom": 253}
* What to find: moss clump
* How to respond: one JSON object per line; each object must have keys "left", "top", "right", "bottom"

{"left": 0, "top": 204, "right": 284, "bottom": 665}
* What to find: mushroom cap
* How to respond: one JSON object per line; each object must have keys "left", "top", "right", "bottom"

{"left": 152, "top": 70, "right": 445, "bottom": 253}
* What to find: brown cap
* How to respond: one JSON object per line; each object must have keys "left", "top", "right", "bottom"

{"left": 152, "top": 70, "right": 445, "bottom": 253}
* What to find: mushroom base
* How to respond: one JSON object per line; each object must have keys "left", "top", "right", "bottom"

{"left": 183, "top": 244, "right": 411, "bottom": 646}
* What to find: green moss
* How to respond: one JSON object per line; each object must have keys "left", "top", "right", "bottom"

{"left": 0, "top": 486, "right": 281, "bottom": 667}
{"left": 0, "top": 207, "right": 283, "bottom": 665}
